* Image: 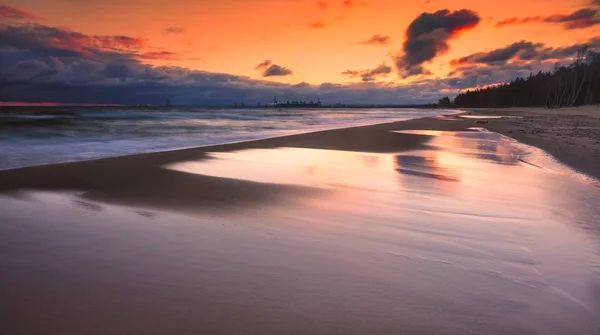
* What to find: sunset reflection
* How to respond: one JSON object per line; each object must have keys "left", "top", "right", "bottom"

{"left": 166, "top": 147, "right": 399, "bottom": 191}
{"left": 166, "top": 130, "right": 536, "bottom": 197}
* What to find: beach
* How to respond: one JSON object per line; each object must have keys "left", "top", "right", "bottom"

{"left": 1, "top": 107, "right": 600, "bottom": 334}
{"left": 466, "top": 106, "right": 600, "bottom": 179}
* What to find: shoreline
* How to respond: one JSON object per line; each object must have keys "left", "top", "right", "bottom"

{"left": 0, "top": 107, "right": 598, "bottom": 209}
{"left": 0, "top": 106, "right": 596, "bottom": 175}
{"left": 465, "top": 106, "right": 600, "bottom": 180}
{"left": 0, "top": 109, "right": 462, "bottom": 173}
{"left": 0, "top": 108, "right": 460, "bottom": 172}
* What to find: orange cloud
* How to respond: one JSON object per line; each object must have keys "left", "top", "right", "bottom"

{"left": 308, "top": 21, "right": 328, "bottom": 29}
{"left": 0, "top": 4, "right": 43, "bottom": 21}
{"left": 165, "top": 26, "right": 186, "bottom": 34}
{"left": 316, "top": 1, "right": 329, "bottom": 10}
{"left": 342, "top": 0, "right": 367, "bottom": 8}
{"left": 496, "top": 16, "right": 542, "bottom": 27}
{"left": 359, "top": 34, "right": 391, "bottom": 45}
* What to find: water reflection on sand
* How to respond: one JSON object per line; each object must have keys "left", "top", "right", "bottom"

{"left": 165, "top": 130, "right": 600, "bottom": 331}
{"left": 2, "top": 130, "right": 600, "bottom": 335}
{"left": 166, "top": 129, "right": 527, "bottom": 192}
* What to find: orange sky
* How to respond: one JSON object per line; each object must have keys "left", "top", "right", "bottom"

{"left": 2, "top": 0, "right": 597, "bottom": 85}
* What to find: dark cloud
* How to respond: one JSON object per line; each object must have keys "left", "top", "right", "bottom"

{"left": 308, "top": 21, "right": 328, "bottom": 29}
{"left": 342, "top": 64, "right": 392, "bottom": 82}
{"left": 593, "top": 0, "right": 600, "bottom": 6}
{"left": 451, "top": 41, "right": 542, "bottom": 66}
{"left": 0, "top": 24, "right": 145, "bottom": 58}
{"left": 545, "top": 8, "right": 599, "bottom": 29}
{"left": 254, "top": 60, "right": 292, "bottom": 77}
{"left": 359, "top": 34, "right": 391, "bottom": 45}
{"left": 165, "top": 26, "right": 186, "bottom": 34}
{"left": 445, "top": 38, "right": 600, "bottom": 92}
{"left": 496, "top": 8, "right": 600, "bottom": 30}
{"left": 255, "top": 60, "right": 272, "bottom": 70}
{"left": 0, "top": 4, "right": 43, "bottom": 21}
{"left": 451, "top": 38, "right": 600, "bottom": 66}
{"left": 262, "top": 64, "right": 293, "bottom": 77}
{"left": 448, "top": 63, "right": 537, "bottom": 86}
{"left": 294, "top": 82, "right": 311, "bottom": 88}
{"left": 394, "top": 9, "right": 481, "bottom": 78}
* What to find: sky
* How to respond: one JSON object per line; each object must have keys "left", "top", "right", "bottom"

{"left": 0, "top": 0, "right": 598, "bottom": 105}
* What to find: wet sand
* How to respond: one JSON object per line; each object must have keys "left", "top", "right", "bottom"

{"left": 465, "top": 106, "right": 600, "bottom": 179}
{"left": 1, "top": 111, "right": 600, "bottom": 334}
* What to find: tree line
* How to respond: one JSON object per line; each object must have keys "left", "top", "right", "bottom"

{"left": 439, "top": 47, "right": 600, "bottom": 108}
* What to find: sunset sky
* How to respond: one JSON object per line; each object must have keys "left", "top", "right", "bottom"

{"left": 1, "top": 0, "right": 598, "bottom": 105}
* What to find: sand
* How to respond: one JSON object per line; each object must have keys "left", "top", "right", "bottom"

{"left": 465, "top": 106, "right": 600, "bottom": 179}
{"left": 1, "top": 107, "right": 600, "bottom": 335}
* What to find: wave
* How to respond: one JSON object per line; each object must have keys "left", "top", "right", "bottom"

{"left": 0, "top": 107, "right": 452, "bottom": 170}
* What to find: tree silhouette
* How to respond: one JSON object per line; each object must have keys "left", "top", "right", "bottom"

{"left": 451, "top": 47, "right": 599, "bottom": 108}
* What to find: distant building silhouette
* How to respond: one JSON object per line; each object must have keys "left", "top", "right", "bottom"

{"left": 268, "top": 96, "right": 322, "bottom": 108}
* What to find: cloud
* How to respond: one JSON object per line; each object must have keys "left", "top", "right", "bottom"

{"left": 165, "top": 26, "right": 186, "bottom": 34}
{"left": 451, "top": 38, "right": 600, "bottom": 66}
{"left": 316, "top": 1, "right": 329, "bottom": 9}
{"left": 294, "top": 82, "right": 311, "bottom": 88}
{"left": 0, "top": 10, "right": 459, "bottom": 105}
{"left": 308, "top": 21, "right": 328, "bottom": 29}
{"left": 313, "top": 0, "right": 366, "bottom": 10}
{"left": 3, "top": 5, "right": 580, "bottom": 106}
{"left": 342, "top": 0, "right": 367, "bottom": 8}
{"left": 451, "top": 41, "right": 542, "bottom": 66}
{"left": 0, "top": 24, "right": 146, "bottom": 58}
{"left": 394, "top": 9, "right": 481, "bottom": 78}
{"left": 496, "top": 8, "right": 600, "bottom": 30}
{"left": 359, "top": 34, "right": 391, "bottom": 45}
{"left": 445, "top": 37, "right": 600, "bottom": 91}
{"left": 255, "top": 60, "right": 272, "bottom": 70}
{"left": 545, "top": 8, "right": 599, "bottom": 29}
{"left": 342, "top": 64, "right": 392, "bottom": 81}
{"left": 262, "top": 64, "right": 293, "bottom": 77}
{"left": 496, "top": 16, "right": 542, "bottom": 27}
{"left": 139, "top": 51, "right": 183, "bottom": 61}
{"left": 0, "top": 4, "right": 43, "bottom": 21}
{"left": 254, "top": 60, "right": 292, "bottom": 77}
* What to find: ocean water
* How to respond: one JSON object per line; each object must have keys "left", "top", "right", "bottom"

{"left": 0, "top": 107, "right": 453, "bottom": 170}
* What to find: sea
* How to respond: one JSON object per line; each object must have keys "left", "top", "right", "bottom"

{"left": 0, "top": 107, "right": 454, "bottom": 170}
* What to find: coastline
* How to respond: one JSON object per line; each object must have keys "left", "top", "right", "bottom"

{"left": 0, "top": 115, "right": 458, "bottom": 212}
{"left": 0, "top": 105, "right": 598, "bottom": 213}
{"left": 464, "top": 106, "right": 600, "bottom": 180}
{"left": 2, "top": 107, "right": 600, "bottom": 335}
{"left": 0, "top": 106, "right": 598, "bottom": 213}
{"left": 0, "top": 107, "right": 453, "bottom": 172}
{"left": 1, "top": 106, "right": 597, "bottom": 176}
